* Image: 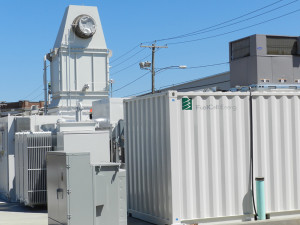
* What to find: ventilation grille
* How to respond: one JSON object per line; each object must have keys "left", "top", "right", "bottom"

{"left": 267, "top": 36, "right": 298, "bottom": 55}
{"left": 15, "top": 132, "right": 54, "bottom": 206}
{"left": 231, "top": 37, "right": 250, "bottom": 60}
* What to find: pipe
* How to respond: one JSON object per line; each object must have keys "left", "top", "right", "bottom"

{"left": 43, "top": 55, "right": 48, "bottom": 115}
{"left": 256, "top": 177, "right": 266, "bottom": 220}
{"left": 249, "top": 91, "right": 258, "bottom": 219}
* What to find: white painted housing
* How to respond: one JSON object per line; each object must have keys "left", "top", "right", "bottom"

{"left": 125, "top": 90, "right": 300, "bottom": 224}
{"left": 47, "top": 5, "right": 110, "bottom": 119}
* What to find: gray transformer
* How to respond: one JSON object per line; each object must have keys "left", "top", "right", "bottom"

{"left": 47, "top": 152, "right": 127, "bottom": 225}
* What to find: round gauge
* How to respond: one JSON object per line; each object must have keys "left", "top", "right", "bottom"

{"left": 72, "top": 15, "right": 96, "bottom": 39}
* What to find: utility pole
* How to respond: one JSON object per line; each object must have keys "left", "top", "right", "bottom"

{"left": 140, "top": 43, "right": 168, "bottom": 94}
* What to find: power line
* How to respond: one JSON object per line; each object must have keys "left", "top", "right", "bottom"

{"left": 167, "top": 8, "right": 300, "bottom": 45}
{"left": 110, "top": 44, "right": 140, "bottom": 64}
{"left": 187, "top": 62, "right": 229, "bottom": 69}
{"left": 114, "top": 61, "right": 229, "bottom": 93}
{"left": 162, "top": 0, "right": 298, "bottom": 41}
{"left": 110, "top": 53, "right": 152, "bottom": 76}
{"left": 107, "top": 0, "right": 293, "bottom": 71}
{"left": 21, "top": 84, "right": 44, "bottom": 100}
{"left": 113, "top": 71, "right": 150, "bottom": 93}
{"left": 125, "top": 89, "right": 152, "bottom": 97}
{"left": 110, "top": 48, "right": 163, "bottom": 76}
{"left": 31, "top": 92, "right": 44, "bottom": 101}
{"left": 156, "top": 74, "right": 230, "bottom": 91}
{"left": 144, "top": 0, "right": 285, "bottom": 43}
{"left": 164, "top": 62, "right": 229, "bottom": 70}
{"left": 110, "top": 48, "right": 146, "bottom": 69}
{"left": 164, "top": 80, "right": 231, "bottom": 92}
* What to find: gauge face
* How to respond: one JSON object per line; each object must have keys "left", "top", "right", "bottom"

{"left": 73, "top": 15, "right": 96, "bottom": 39}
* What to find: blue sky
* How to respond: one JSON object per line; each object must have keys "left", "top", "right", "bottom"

{"left": 0, "top": 0, "right": 299, "bottom": 101}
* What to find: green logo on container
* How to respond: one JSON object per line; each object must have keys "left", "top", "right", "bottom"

{"left": 182, "top": 97, "right": 192, "bottom": 110}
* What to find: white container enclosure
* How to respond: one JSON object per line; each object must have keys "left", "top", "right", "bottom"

{"left": 124, "top": 90, "right": 300, "bottom": 225}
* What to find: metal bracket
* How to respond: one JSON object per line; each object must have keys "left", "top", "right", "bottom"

{"left": 67, "top": 189, "right": 71, "bottom": 195}
{"left": 66, "top": 165, "right": 70, "bottom": 169}
{"left": 67, "top": 214, "right": 72, "bottom": 220}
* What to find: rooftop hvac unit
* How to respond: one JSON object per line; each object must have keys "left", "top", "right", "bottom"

{"left": 15, "top": 132, "right": 55, "bottom": 206}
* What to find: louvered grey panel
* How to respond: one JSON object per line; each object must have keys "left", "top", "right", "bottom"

{"left": 15, "top": 132, "right": 54, "bottom": 206}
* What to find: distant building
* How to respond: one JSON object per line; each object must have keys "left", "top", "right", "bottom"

{"left": 153, "top": 34, "right": 300, "bottom": 94}
{"left": 0, "top": 101, "right": 44, "bottom": 117}
{"left": 159, "top": 71, "right": 230, "bottom": 92}
{"left": 230, "top": 34, "right": 300, "bottom": 87}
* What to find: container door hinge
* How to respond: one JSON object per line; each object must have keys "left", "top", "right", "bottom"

{"left": 67, "top": 214, "right": 72, "bottom": 220}
{"left": 66, "top": 165, "right": 70, "bottom": 169}
{"left": 67, "top": 189, "right": 71, "bottom": 195}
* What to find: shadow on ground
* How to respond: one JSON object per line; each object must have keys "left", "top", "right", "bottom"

{"left": 0, "top": 201, "right": 47, "bottom": 214}
{"left": 0, "top": 200, "right": 155, "bottom": 225}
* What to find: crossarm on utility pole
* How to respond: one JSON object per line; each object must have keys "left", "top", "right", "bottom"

{"left": 140, "top": 44, "right": 168, "bottom": 94}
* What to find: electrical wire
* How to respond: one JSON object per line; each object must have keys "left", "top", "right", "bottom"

{"left": 31, "top": 92, "right": 44, "bottom": 101}
{"left": 125, "top": 89, "right": 152, "bottom": 97}
{"left": 167, "top": 8, "right": 300, "bottom": 45}
{"left": 22, "top": 84, "right": 44, "bottom": 100}
{"left": 185, "top": 62, "right": 229, "bottom": 69}
{"left": 110, "top": 48, "right": 146, "bottom": 69}
{"left": 107, "top": 0, "right": 294, "bottom": 73}
{"left": 143, "top": 0, "right": 285, "bottom": 43}
{"left": 113, "top": 71, "right": 150, "bottom": 93}
{"left": 161, "top": 0, "right": 298, "bottom": 41}
{"left": 110, "top": 44, "right": 140, "bottom": 64}
{"left": 111, "top": 48, "right": 163, "bottom": 77}
{"left": 114, "top": 61, "right": 228, "bottom": 94}
{"left": 110, "top": 53, "right": 152, "bottom": 76}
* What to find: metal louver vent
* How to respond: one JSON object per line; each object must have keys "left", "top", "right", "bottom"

{"left": 15, "top": 132, "right": 55, "bottom": 206}
{"left": 267, "top": 36, "right": 298, "bottom": 55}
{"left": 231, "top": 37, "right": 250, "bottom": 60}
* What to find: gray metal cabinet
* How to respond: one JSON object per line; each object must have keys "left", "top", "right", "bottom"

{"left": 47, "top": 152, "right": 126, "bottom": 225}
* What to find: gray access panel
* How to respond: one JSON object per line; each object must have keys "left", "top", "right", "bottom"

{"left": 47, "top": 152, "right": 126, "bottom": 225}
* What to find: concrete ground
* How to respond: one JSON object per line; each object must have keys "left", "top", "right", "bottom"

{"left": 1, "top": 201, "right": 300, "bottom": 225}
{"left": 0, "top": 201, "right": 154, "bottom": 225}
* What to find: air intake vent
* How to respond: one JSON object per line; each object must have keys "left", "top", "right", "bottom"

{"left": 230, "top": 37, "right": 250, "bottom": 60}
{"left": 15, "top": 132, "right": 55, "bottom": 206}
{"left": 267, "top": 36, "right": 298, "bottom": 55}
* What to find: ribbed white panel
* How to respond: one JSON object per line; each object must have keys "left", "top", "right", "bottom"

{"left": 252, "top": 92, "right": 300, "bottom": 213}
{"left": 125, "top": 91, "right": 252, "bottom": 224}
{"left": 125, "top": 95, "right": 172, "bottom": 225}
{"left": 169, "top": 92, "right": 252, "bottom": 223}
{"left": 126, "top": 90, "right": 300, "bottom": 225}
{"left": 15, "top": 132, "right": 53, "bottom": 206}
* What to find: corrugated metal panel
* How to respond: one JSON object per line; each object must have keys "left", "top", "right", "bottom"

{"left": 171, "top": 92, "right": 251, "bottom": 222}
{"left": 252, "top": 92, "right": 300, "bottom": 213}
{"left": 126, "top": 90, "right": 300, "bottom": 225}
{"left": 15, "top": 132, "right": 54, "bottom": 206}
{"left": 125, "top": 95, "right": 172, "bottom": 225}
{"left": 125, "top": 91, "right": 252, "bottom": 224}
